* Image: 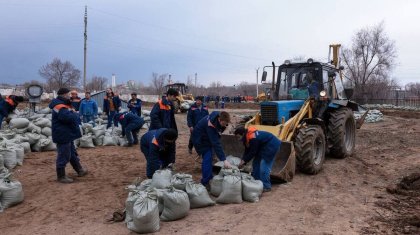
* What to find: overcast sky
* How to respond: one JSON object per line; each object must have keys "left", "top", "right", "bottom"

{"left": 1, "top": 0, "right": 419, "bottom": 87}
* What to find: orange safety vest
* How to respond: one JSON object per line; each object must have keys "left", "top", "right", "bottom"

{"left": 158, "top": 100, "right": 171, "bottom": 110}
{"left": 5, "top": 96, "right": 15, "bottom": 106}
{"left": 53, "top": 104, "right": 71, "bottom": 113}
{"left": 152, "top": 137, "right": 159, "bottom": 146}
{"left": 245, "top": 126, "right": 258, "bottom": 147}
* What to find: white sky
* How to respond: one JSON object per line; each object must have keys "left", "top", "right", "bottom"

{"left": 0, "top": 0, "right": 419, "bottom": 87}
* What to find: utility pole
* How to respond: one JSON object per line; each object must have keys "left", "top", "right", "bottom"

{"left": 83, "top": 6, "right": 87, "bottom": 91}
{"left": 256, "top": 67, "right": 259, "bottom": 97}
{"left": 194, "top": 73, "right": 197, "bottom": 87}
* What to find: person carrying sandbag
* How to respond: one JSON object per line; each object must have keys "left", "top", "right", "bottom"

{"left": 0, "top": 95, "right": 24, "bottom": 129}
{"left": 114, "top": 112, "right": 145, "bottom": 147}
{"left": 49, "top": 88, "right": 88, "bottom": 183}
{"left": 235, "top": 126, "right": 282, "bottom": 192}
{"left": 140, "top": 128, "right": 178, "bottom": 179}
{"left": 192, "top": 111, "right": 232, "bottom": 187}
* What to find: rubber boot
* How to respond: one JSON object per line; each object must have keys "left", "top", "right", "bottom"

{"left": 70, "top": 161, "right": 88, "bottom": 177}
{"left": 57, "top": 168, "right": 74, "bottom": 183}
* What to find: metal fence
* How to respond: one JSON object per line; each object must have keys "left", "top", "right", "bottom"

{"left": 89, "top": 90, "right": 128, "bottom": 109}
{"left": 358, "top": 98, "right": 420, "bottom": 107}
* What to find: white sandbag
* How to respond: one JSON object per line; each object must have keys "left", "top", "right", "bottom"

{"left": 79, "top": 135, "right": 95, "bottom": 148}
{"left": 118, "top": 137, "right": 129, "bottom": 147}
{"left": 0, "top": 154, "right": 4, "bottom": 171}
{"left": 45, "top": 114, "right": 52, "bottom": 120}
{"left": 31, "top": 138, "right": 51, "bottom": 152}
{"left": 33, "top": 118, "right": 51, "bottom": 128}
{"left": 21, "top": 142, "right": 31, "bottom": 154}
{"left": 0, "top": 167, "right": 9, "bottom": 179}
{"left": 0, "top": 148, "right": 17, "bottom": 169}
{"left": 242, "top": 174, "right": 263, "bottom": 203}
{"left": 215, "top": 155, "right": 242, "bottom": 168}
{"left": 185, "top": 182, "right": 215, "bottom": 209}
{"left": 92, "top": 135, "right": 104, "bottom": 146}
{"left": 210, "top": 175, "right": 224, "bottom": 197}
{"left": 1, "top": 130, "right": 15, "bottom": 140}
{"left": 26, "top": 132, "right": 41, "bottom": 145}
{"left": 9, "top": 118, "right": 30, "bottom": 129}
{"left": 28, "top": 113, "right": 45, "bottom": 121}
{"left": 128, "top": 191, "right": 160, "bottom": 234}
{"left": 82, "top": 123, "right": 93, "bottom": 135}
{"left": 154, "top": 188, "right": 168, "bottom": 215}
{"left": 151, "top": 169, "right": 172, "bottom": 189}
{"left": 12, "top": 146, "right": 24, "bottom": 166}
{"left": 142, "top": 110, "right": 151, "bottom": 116}
{"left": 219, "top": 166, "right": 241, "bottom": 177}
{"left": 97, "top": 107, "right": 103, "bottom": 115}
{"left": 216, "top": 175, "right": 243, "bottom": 204}
{"left": 103, "top": 135, "right": 117, "bottom": 146}
{"left": 42, "top": 140, "right": 56, "bottom": 151}
{"left": 137, "top": 179, "right": 152, "bottom": 191}
{"left": 112, "top": 127, "right": 122, "bottom": 136}
{"left": 41, "top": 127, "right": 52, "bottom": 137}
{"left": 14, "top": 127, "right": 28, "bottom": 134}
{"left": 0, "top": 176, "right": 24, "bottom": 209}
{"left": 160, "top": 187, "right": 190, "bottom": 221}
{"left": 15, "top": 134, "right": 29, "bottom": 143}
{"left": 171, "top": 173, "right": 193, "bottom": 191}
{"left": 92, "top": 125, "right": 106, "bottom": 138}
{"left": 125, "top": 190, "right": 145, "bottom": 223}
{"left": 37, "top": 107, "right": 51, "bottom": 114}
{"left": 27, "top": 123, "right": 41, "bottom": 134}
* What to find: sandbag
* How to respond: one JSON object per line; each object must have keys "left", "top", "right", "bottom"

{"left": 171, "top": 173, "right": 193, "bottom": 191}
{"left": 1, "top": 130, "right": 15, "bottom": 140}
{"left": 219, "top": 166, "right": 241, "bottom": 177}
{"left": 125, "top": 190, "right": 145, "bottom": 223}
{"left": 9, "top": 118, "right": 30, "bottom": 129}
{"left": 21, "top": 142, "right": 31, "bottom": 154}
{"left": 160, "top": 187, "right": 190, "bottom": 221}
{"left": 41, "top": 127, "right": 52, "bottom": 137}
{"left": 0, "top": 154, "right": 4, "bottom": 171}
{"left": 38, "top": 107, "right": 51, "bottom": 114}
{"left": 216, "top": 175, "right": 242, "bottom": 204}
{"left": 128, "top": 191, "right": 160, "bottom": 234}
{"left": 28, "top": 113, "right": 45, "bottom": 121}
{"left": 14, "top": 127, "right": 28, "bottom": 134}
{"left": 0, "top": 148, "right": 17, "bottom": 169}
{"left": 118, "top": 137, "right": 129, "bottom": 147}
{"left": 151, "top": 169, "right": 172, "bottom": 189}
{"left": 13, "top": 146, "right": 24, "bottom": 166}
{"left": 26, "top": 132, "right": 41, "bottom": 145}
{"left": 82, "top": 123, "right": 93, "bottom": 135}
{"left": 15, "top": 134, "right": 29, "bottom": 143}
{"left": 34, "top": 118, "right": 51, "bottom": 128}
{"left": 79, "top": 135, "right": 95, "bottom": 148}
{"left": 0, "top": 168, "right": 9, "bottom": 179}
{"left": 137, "top": 179, "right": 152, "bottom": 191}
{"left": 32, "top": 138, "right": 51, "bottom": 152}
{"left": 0, "top": 176, "right": 24, "bottom": 209}
{"left": 42, "top": 140, "right": 56, "bottom": 151}
{"left": 92, "top": 135, "right": 104, "bottom": 146}
{"left": 154, "top": 188, "right": 168, "bottom": 215}
{"left": 27, "top": 123, "right": 41, "bottom": 134}
{"left": 185, "top": 182, "right": 215, "bottom": 209}
{"left": 242, "top": 175, "right": 263, "bottom": 203}
{"left": 210, "top": 175, "right": 224, "bottom": 197}
{"left": 103, "top": 135, "right": 117, "bottom": 146}
{"left": 92, "top": 125, "right": 105, "bottom": 138}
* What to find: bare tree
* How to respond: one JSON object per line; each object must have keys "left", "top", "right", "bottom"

{"left": 151, "top": 73, "right": 167, "bottom": 95}
{"left": 341, "top": 22, "right": 397, "bottom": 100}
{"left": 39, "top": 58, "right": 81, "bottom": 92}
{"left": 85, "top": 75, "right": 108, "bottom": 92}
{"left": 405, "top": 82, "right": 420, "bottom": 97}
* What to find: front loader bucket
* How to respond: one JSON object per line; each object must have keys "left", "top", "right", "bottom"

{"left": 220, "top": 135, "right": 296, "bottom": 182}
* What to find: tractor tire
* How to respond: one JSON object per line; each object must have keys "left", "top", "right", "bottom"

{"left": 327, "top": 107, "right": 356, "bottom": 158}
{"left": 294, "top": 125, "right": 326, "bottom": 174}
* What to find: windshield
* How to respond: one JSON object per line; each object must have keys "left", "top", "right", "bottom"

{"left": 276, "top": 65, "right": 322, "bottom": 100}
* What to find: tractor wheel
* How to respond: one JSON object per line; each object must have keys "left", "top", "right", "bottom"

{"left": 173, "top": 101, "right": 180, "bottom": 114}
{"left": 294, "top": 125, "right": 326, "bottom": 174}
{"left": 327, "top": 107, "right": 356, "bottom": 158}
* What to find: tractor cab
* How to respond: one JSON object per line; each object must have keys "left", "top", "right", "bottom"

{"left": 260, "top": 60, "right": 347, "bottom": 125}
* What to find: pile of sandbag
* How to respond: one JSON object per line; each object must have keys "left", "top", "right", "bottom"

{"left": 0, "top": 168, "right": 24, "bottom": 212}
{"left": 180, "top": 100, "right": 195, "bottom": 111}
{"left": 210, "top": 166, "right": 263, "bottom": 203}
{"left": 125, "top": 169, "right": 214, "bottom": 234}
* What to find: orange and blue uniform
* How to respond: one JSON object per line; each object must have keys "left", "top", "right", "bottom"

{"left": 149, "top": 96, "right": 177, "bottom": 131}
{"left": 140, "top": 128, "right": 176, "bottom": 178}
{"left": 241, "top": 128, "right": 282, "bottom": 190}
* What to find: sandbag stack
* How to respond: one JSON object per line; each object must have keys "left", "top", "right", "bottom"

{"left": 0, "top": 170, "right": 24, "bottom": 212}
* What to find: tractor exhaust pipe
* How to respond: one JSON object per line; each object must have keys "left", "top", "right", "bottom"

{"left": 271, "top": 61, "right": 275, "bottom": 100}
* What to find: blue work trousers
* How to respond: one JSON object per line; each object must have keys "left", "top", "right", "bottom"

{"left": 125, "top": 124, "right": 141, "bottom": 144}
{"left": 0, "top": 114, "right": 4, "bottom": 129}
{"left": 106, "top": 111, "right": 118, "bottom": 129}
{"left": 56, "top": 142, "right": 81, "bottom": 169}
{"left": 201, "top": 149, "right": 213, "bottom": 185}
{"left": 140, "top": 144, "right": 171, "bottom": 179}
{"left": 252, "top": 155, "right": 275, "bottom": 190}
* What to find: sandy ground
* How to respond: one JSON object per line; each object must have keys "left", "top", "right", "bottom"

{"left": 0, "top": 109, "right": 419, "bottom": 235}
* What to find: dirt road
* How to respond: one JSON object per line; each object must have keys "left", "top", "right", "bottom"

{"left": 0, "top": 109, "right": 419, "bottom": 234}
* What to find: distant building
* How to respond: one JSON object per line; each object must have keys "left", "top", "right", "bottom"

{"left": 127, "top": 80, "right": 136, "bottom": 87}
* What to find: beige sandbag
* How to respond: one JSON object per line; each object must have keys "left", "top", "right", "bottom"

{"left": 9, "top": 118, "right": 30, "bottom": 129}
{"left": 185, "top": 182, "right": 215, "bottom": 209}
{"left": 160, "top": 187, "right": 190, "bottom": 221}
{"left": 0, "top": 148, "right": 17, "bottom": 169}
{"left": 151, "top": 169, "right": 172, "bottom": 189}
{"left": 216, "top": 174, "right": 243, "bottom": 204}
{"left": 128, "top": 190, "right": 160, "bottom": 234}
{"left": 210, "top": 175, "right": 224, "bottom": 197}
{"left": 171, "top": 173, "right": 193, "bottom": 191}
{"left": 0, "top": 175, "right": 24, "bottom": 209}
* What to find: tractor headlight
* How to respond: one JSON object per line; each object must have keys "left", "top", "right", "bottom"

{"left": 320, "top": 90, "right": 327, "bottom": 97}
{"left": 307, "top": 58, "right": 314, "bottom": 64}
{"left": 284, "top": 60, "right": 291, "bottom": 65}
